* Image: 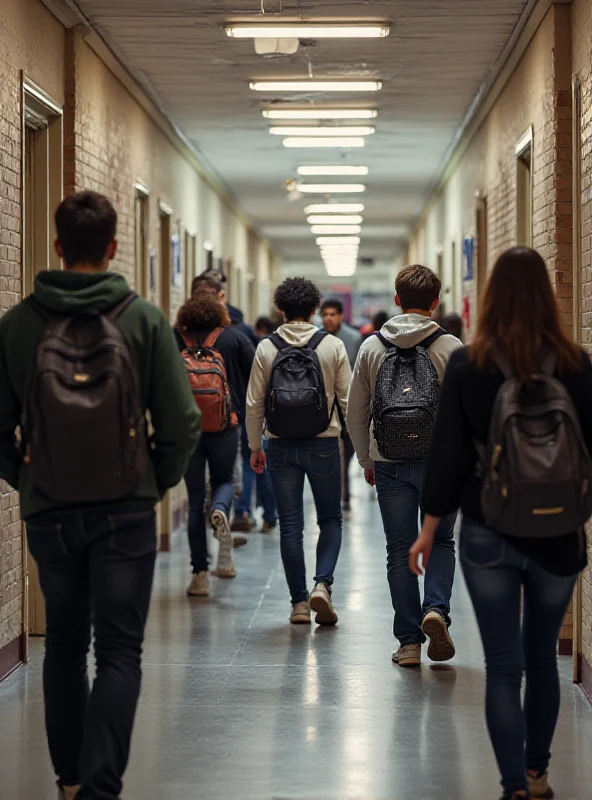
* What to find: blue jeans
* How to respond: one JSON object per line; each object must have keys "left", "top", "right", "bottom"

{"left": 267, "top": 437, "right": 342, "bottom": 604}
{"left": 461, "top": 518, "right": 578, "bottom": 796}
{"left": 235, "top": 423, "right": 277, "bottom": 525}
{"left": 26, "top": 504, "right": 157, "bottom": 799}
{"left": 184, "top": 426, "right": 239, "bottom": 573}
{"left": 374, "top": 461, "right": 456, "bottom": 646}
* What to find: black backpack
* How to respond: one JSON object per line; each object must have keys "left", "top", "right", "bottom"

{"left": 477, "top": 353, "right": 592, "bottom": 538}
{"left": 23, "top": 293, "right": 149, "bottom": 503}
{"left": 372, "top": 328, "right": 446, "bottom": 461}
{"left": 265, "top": 331, "right": 332, "bottom": 439}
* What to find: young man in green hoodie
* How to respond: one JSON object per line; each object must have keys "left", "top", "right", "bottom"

{"left": 0, "top": 191, "right": 201, "bottom": 800}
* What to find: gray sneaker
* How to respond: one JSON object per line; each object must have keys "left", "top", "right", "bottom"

{"left": 290, "top": 600, "right": 311, "bottom": 624}
{"left": 212, "top": 510, "right": 236, "bottom": 577}
{"left": 422, "top": 610, "right": 455, "bottom": 662}
{"left": 310, "top": 582, "right": 338, "bottom": 625}
{"left": 187, "top": 571, "right": 210, "bottom": 597}
{"left": 392, "top": 644, "right": 422, "bottom": 667}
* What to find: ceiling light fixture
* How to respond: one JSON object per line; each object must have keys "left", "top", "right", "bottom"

{"left": 325, "top": 263, "right": 357, "bottom": 277}
{"left": 304, "top": 203, "right": 365, "bottom": 213}
{"left": 320, "top": 246, "right": 360, "bottom": 254}
{"left": 271, "top": 126, "right": 375, "bottom": 136}
{"left": 227, "top": 24, "right": 390, "bottom": 39}
{"left": 308, "top": 215, "right": 363, "bottom": 225}
{"left": 250, "top": 81, "right": 382, "bottom": 92}
{"left": 264, "top": 109, "right": 377, "bottom": 120}
{"left": 299, "top": 166, "right": 369, "bottom": 177}
{"left": 316, "top": 236, "right": 361, "bottom": 245}
{"left": 310, "top": 225, "right": 362, "bottom": 234}
{"left": 283, "top": 138, "right": 365, "bottom": 148}
{"left": 299, "top": 184, "right": 366, "bottom": 193}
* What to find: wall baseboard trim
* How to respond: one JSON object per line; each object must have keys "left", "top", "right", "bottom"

{"left": 0, "top": 635, "right": 25, "bottom": 683}
{"left": 581, "top": 655, "right": 592, "bottom": 704}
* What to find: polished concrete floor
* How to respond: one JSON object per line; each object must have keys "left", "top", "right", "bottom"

{"left": 1, "top": 474, "right": 592, "bottom": 799}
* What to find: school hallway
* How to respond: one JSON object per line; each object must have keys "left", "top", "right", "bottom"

{"left": 1, "top": 473, "right": 591, "bottom": 800}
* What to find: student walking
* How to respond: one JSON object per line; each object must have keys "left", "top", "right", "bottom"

{"left": 175, "top": 293, "right": 255, "bottom": 594}
{"left": 347, "top": 265, "right": 462, "bottom": 666}
{"left": 246, "top": 278, "right": 351, "bottom": 625}
{"left": 0, "top": 191, "right": 201, "bottom": 800}
{"left": 321, "top": 299, "right": 362, "bottom": 512}
{"left": 411, "top": 247, "right": 592, "bottom": 800}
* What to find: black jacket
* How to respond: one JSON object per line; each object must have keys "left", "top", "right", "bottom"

{"left": 422, "top": 347, "right": 592, "bottom": 575}
{"left": 175, "top": 325, "right": 255, "bottom": 422}
{"left": 227, "top": 304, "right": 259, "bottom": 347}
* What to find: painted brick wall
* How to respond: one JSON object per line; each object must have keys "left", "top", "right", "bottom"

{"left": 404, "top": 6, "right": 575, "bottom": 644}
{"left": 0, "top": 0, "right": 64, "bottom": 657}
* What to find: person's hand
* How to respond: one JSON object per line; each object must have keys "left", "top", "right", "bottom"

{"left": 250, "top": 449, "right": 266, "bottom": 474}
{"left": 364, "top": 468, "right": 375, "bottom": 486}
{"left": 409, "top": 530, "right": 435, "bottom": 576}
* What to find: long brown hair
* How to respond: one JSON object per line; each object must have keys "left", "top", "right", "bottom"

{"left": 470, "top": 247, "right": 581, "bottom": 378}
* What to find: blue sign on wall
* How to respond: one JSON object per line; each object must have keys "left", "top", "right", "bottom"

{"left": 463, "top": 236, "right": 474, "bottom": 281}
{"left": 172, "top": 235, "right": 182, "bottom": 289}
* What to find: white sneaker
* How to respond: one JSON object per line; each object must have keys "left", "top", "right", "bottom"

{"left": 290, "top": 600, "right": 311, "bottom": 624}
{"left": 310, "top": 582, "right": 338, "bottom": 625}
{"left": 422, "top": 610, "right": 455, "bottom": 662}
{"left": 212, "top": 510, "right": 236, "bottom": 577}
{"left": 392, "top": 644, "right": 422, "bottom": 667}
{"left": 187, "top": 571, "right": 210, "bottom": 596}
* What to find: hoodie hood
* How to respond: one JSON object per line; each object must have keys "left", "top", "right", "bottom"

{"left": 275, "top": 322, "right": 320, "bottom": 347}
{"left": 33, "top": 270, "right": 131, "bottom": 315}
{"left": 227, "top": 304, "right": 244, "bottom": 324}
{"left": 379, "top": 313, "right": 439, "bottom": 348}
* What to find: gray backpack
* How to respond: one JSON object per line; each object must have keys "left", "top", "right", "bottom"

{"left": 372, "top": 328, "right": 446, "bottom": 461}
{"left": 478, "top": 354, "right": 592, "bottom": 538}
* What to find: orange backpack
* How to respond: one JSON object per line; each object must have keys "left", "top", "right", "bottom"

{"left": 180, "top": 328, "right": 236, "bottom": 433}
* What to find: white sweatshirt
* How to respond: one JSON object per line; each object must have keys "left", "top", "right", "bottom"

{"left": 246, "top": 322, "right": 351, "bottom": 451}
{"left": 346, "top": 314, "right": 462, "bottom": 469}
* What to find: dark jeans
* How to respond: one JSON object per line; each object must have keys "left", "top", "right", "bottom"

{"left": 341, "top": 431, "right": 356, "bottom": 504}
{"left": 461, "top": 518, "right": 578, "bottom": 796}
{"left": 26, "top": 504, "right": 157, "bottom": 800}
{"left": 267, "top": 437, "right": 342, "bottom": 604}
{"left": 235, "top": 423, "right": 277, "bottom": 525}
{"left": 184, "top": 425, "right": 239, "bottom": 573}
{"left": 374, "top": 461, "right": 456, "bottom": 646}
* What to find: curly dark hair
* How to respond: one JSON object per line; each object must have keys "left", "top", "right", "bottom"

{"left": 274, "top": 277, "right": 321, "bottom": 321}
{"left": 176, "top": 294, "right": 231, "bottom": 332}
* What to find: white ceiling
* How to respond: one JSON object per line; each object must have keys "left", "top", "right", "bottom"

{"left": 74, "top": 0, "right": 528, "bottom": 272}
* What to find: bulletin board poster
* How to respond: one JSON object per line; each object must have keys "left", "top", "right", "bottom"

{"left": 172, "top": 235, "right": 182, "bottom": 289}
{"left": 463, "top": 237, "right": 474, "bottom": 281}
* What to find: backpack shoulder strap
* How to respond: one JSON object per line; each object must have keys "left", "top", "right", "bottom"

{"left": 374, "top": 331, "right": 394, "bottom": 348}
{"left": 307, "top": 330, "right": 330, "bottom": 351}
{"left": 106, "top": 292, "right": 138, "bottom": 320}
{"left": 421, "top": 327, "right": 447, "bottom": 350}
{"left": 270, "top": 333, "right": 289, "bottom": 351}
{"left": 203, "top": 327, "right": 224, "bottom": 349}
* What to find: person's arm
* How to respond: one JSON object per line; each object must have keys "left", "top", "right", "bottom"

{"left": 346, "top": 345, "right": 373, "bottom": 471}
{"left": 148, "top": 315, "right": 201, "bottom": 495}
{"left": 246, "top": 341, "right": 268, "bottom": 453}
{"left": 0, "top": 342, "right": 22, "bottom": 490}
{"left": 411, "top": 352, "right": 473, "bottom": 573}
{"left": 334, "top": 340, "right": 352, "bottom": 420}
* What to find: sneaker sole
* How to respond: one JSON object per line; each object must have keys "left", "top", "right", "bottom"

{"left": 290, "top": 614, "right": 311, "bottom": 625}
{"left": 310, "top": 594, "right": 338, "bottom": 625}
{"left": 212, "top": 511, "right": 232, "bottom": 545}
{"left": 187, "top": 588, "right": 209, "bottom": 597}
{"left": 392, "top": 655, "right": 421, "bottom": 668}
{"left": 215, "top": 568, "right": 236, "bottom": 579}
{"left": 422, "top": 614, "right": 456, "bottom": 662}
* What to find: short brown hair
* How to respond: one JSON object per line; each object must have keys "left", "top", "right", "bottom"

{"left": 191, "top": 273, "right": 223, "bottom": 296}
{"left": 395, "top": 264, "right": 441, "bottom": 311}
{"left": 177, "top": 294, "right": 230, "bottom": 332}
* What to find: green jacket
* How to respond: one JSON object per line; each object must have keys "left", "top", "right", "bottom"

{"left": 0, "top": 270, "right": 201, "bottom": 518}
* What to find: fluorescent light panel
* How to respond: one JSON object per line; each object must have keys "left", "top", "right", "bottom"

{"left": 283, "top": 137, "right": 365, "bottom": 148}
{"left": 326, "top": 265, "right": 357, "bottom": 277}
{"left": 227, "top": 24, "right": 390, "bottom": 39}
{"left": 310, "top": 225, "right": 362, "bottom": 234}
{"left": 264, "top": 109, "right": 377, "bottom": 120}
{"left": 299, "top": 183, "right": 366, "bottom": 193}
{"left": 250, "top": 81, "right": 382, "bottom": 92}
{"left": 270, "top": 126, "right": 374, "bottom": 136}
{"left": 316, "top": 236, "right": 360, "bottom": 245}
{"left": 304, "top": 203, "right": 365, "bottom": 213}
{"left": 308, "top": 215, "right": 363, "bottom": 225}
{"left": 299, "top": 166, "right": 369, "bottom": 176}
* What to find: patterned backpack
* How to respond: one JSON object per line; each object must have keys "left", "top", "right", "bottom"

{"left": 180, "top": 328, "right": 234, "bottom": 432}
{"left": 372, "top": 328, "right": 446, "bottom": 461}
